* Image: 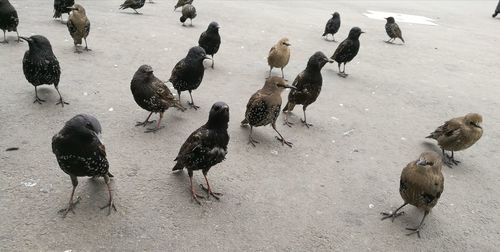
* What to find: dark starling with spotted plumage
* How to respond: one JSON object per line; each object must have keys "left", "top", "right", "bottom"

{"left": 493, "top": 1, "right": 500, "bottom": 17}
{"left": 67, "top": 4, "right": 91, "bottom": 53}
{"left": 20, "top": 35, "right": 68, "bottom": 107}
{"left": 381, "top": 152, "right": 444, "bottom": 238}
{"left": 322, "top": 12, "right": 340, "bottom": 41}
{"left": 119, "top": 0, "right": 146, "bottom": 14}
{"left": 283, "top": 51, "right": 333, "bottom": 128}
{"left": 180, "top": 4, "right": 196, "bottom": 26}
{"left": 198, "top": 21, "right": 221, "bottom": 69}
{"left": 426, "top": 113, "right": 483, "bottom": 167}
{"left": 174, "top": 0, "right": 193, "bottom": 11}
{"left": 53, "top": 0, "right": 74, "bottom": 22}
{"left": 52, "top": 114, "right": 116, "bottom": 217}
{"left": 173, "top": 102, "right": 230, "bottom": 204}
{"left": 331, "top": 27, "right": 364, "bottom": 78}
{"left": 385, "top": 17, "right": 404, "bottom": 43}
{"left": 169, "top": 46, "right": 210, "bottom": 110}
{"left": 0, "top": 0, "right": 20, "bottom": 43}
{"left": 131, "top": 65, "right": 186, "bottom": 133}
{"left": 241, "top": 76, "right": 295, "bottom": 147}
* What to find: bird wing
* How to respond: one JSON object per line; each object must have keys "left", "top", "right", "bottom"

{"left": 67, "top": 19, "right": 77, "bottom": 35}
{"left": 85, "top": 19, "right": 90, "bottom": 37}
{"left": 288, "top": 72, "right": 309, "bottom": 102}
{"left": 392, "top": 24, "right": 402, "bottom": 39}
{"left": 198, "top": 31, "right": 207, "bottom": 46}
{"left": 332, "top": 39, "right": 350, "bottom": 60}
{"left": 152, "top": 77, "right": 175, "bottom": 101}
{"left": 175, "top": 127, "right": 206, "bottom": 162}
{"left": 400, "top": 162, "right": 444, "bottom": 208}
{"left": 269, "top": 45, "right": 276, "bottom": 54}
{"left": 169, "top": 59, "right": 187, "bottom": 84}
{"left": 428, "top": 118, "right": 463, "bottom": 140}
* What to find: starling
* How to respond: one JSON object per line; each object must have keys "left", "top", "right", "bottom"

{"left": 172, "top": 102, "right": 230, "bottom": 204}
{"left": 119, "top": 0, "right": 146, "bottom": 14}
{"left": 283, "top": 51, "right": 333, "bottom": 128}
{"left": 53, "top": 0, "right": 74, "bottom": 22}
{"left": 426, "top": 113, "right": 483, "bottom": 167}
{"left": 330, "top": 27, "right": 364, "bottom": 78}
{"left": 268, "top": 37, "right": 291, "bottom": 79}
{"left": 241, "top": 76, "right": 295, "bottom": 147}
{"left": 0, "top": 0, "right": 20, "bottom": 43}
{"left": 131, "top": 65, "right": 186, "bottom": 133}
{"left": 174, "top": 0, "right": 193, "bottom": 11}
{"left": 198, "top": 21, "right": 221, "bottom": 69}
{"left": 169, "top": 46, "right": 210, "bottom": 110}
{"left": 322, "top": 12, "right": 341, "bottom": 42}
{"left": 385, "top": 17, "right": 404, "bottom": 43}
{"left": 67, "top": 4, "right": 91, "bottom": 53}
{"left": 52, "top": 114, "right": 116, "bottom": 217}
{"left": 493, "top": 1, "right": 500, "bottom": 17}
{"left": 20, "top": 35, "right": 68, "bottom": 107}
{"left": 381, "top": 152, "right": 444, "bottom": 238}
{"left": 180, "top": 4, "right": 196, "bottom": 26}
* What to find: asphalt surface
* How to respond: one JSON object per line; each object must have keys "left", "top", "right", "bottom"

{"left": 1, "top": 0, "right": 500, "bottom": 251}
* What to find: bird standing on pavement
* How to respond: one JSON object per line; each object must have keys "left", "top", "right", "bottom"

{"left": 241, "top": 76, "right": 295, "bottom": 147}
{"left": 67, "top": 4, "right": 91, "bottom": 53}
{"left": 180, "top": 4, "right": 196, "bottom": 26}
{"left": 322, "top": 12, "right": 340, "bottom": 41}
{"left": 20, "top": 35, "right": 68, "bottom": 107}
{"left": 119, "top": 0, "right": 146, "bottom": 14}
{"left": 174, "top": 0, "right": 192, "bottom": 11}
{"left": 385, "top": 17, "right": 404, "bottom": 43}
{"left": 131, "top": 65, "right": 186, "bottom": 133}
{"left": 173, "top": 102, "right": 230, "bottom": 204}
{"left": 426, "top": 113, "right": 483, "bottom": 167}
{"left": 381, "top": 152, "right": 444, "bottom": 238}
{"left": 0, "top": 0, "right": 20, "bottom": 43}
{"left": 52, "top": 114, "right": 116, "bottom": 217}
{"left": 493, "top": 0, "right": 500, "bottom": 17}
{"left": 268, "top": 37, "right": 291, "bottom": 79}
{"left": 331, "top": 27, "right": 364, "bottom": 78}
{"left": 198, "top": 21, "right": 221, "bottom": 69}
{"left": 283, "top": 51, "right": 333, "bottom": 128}
{"left": 169, "top": 46, "right": 210, "bottom": 110}
{"left": 53, "top": 0, "right": 74, "bottom": 22}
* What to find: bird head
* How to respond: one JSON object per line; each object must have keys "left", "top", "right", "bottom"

{"left": 332, "top": 12, "right": 340, "bottom": 18}
{"left": 307, "top": 51, "right": 333, "bottom": 70}
{"left": 19, "top": 35, "right": 53, "bottom": 51}
{"left": 62, "top": 114, "right": 102, "bottom": 140}
{"left": 207, "top": 102, "right": 230, "bottom": 129}
{"left": 134, "top": 64, "right": 154, "bottom": 81}
{"left": 416, "top": 152, "right": 442, "bottom": 171}
{"left": 464, "top": 113, "right": 483, "bottom": 129}
{"left": 207, "top": 21, "right": 220, "bottom": 32}
{"left": 385, "top": 17, "right": 395, "bottom": 23}
{"left": 348, "top": 27, "right": 365, "bottom": 39}
{"left": 277, "top": 37, "right": 291, "bottom": 48}
{"left": 187, "top": 46, "right": 210, "bottom": 62}
{"left": 67, "top": 4, "right": 86, "bottom": 14}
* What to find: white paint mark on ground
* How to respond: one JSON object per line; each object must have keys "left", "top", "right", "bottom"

{"left": 363, "top": 10, "right": 437, "bottom": 26}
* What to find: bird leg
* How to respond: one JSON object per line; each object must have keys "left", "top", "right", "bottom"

{"left": 281, "top": 68, "right": 287, "bottom": 81}
{"left": 381, "top": 202, "right": 407, "bottom": 222}
{"left": 145, "top": 112, "right": 165, "bottom": 133}
{"left": 1, "top": 30, "right": 7, "bottom": 43}
{"left": 442, "top": 149, "right": 460, "bottom": 167}
{"left": 33, "top": 86, "right": 46, "bottom": 104}
{"left": 248, "top": 126, "right": 259, "bottom": 147}
{"left": 74, "top": 44, "right": 82, "bottom": 54}
{"left": 406, "top": 210, "right": 429, "bottom": 238}
{"left": 99, "top": 174, "right": 117, "bottom": 216}
{"left": 55, "top": 86, "right": 69, "bottom": 107}
{"left": 136, "top": 112, "right": 156, "bottom": 127}
{"left": 272, "top": 123, "right": 293, "bottom": 147}
{"left": 211, "top": 55, "right": 215, "bottom": 69}
{"left": 336, "top": 63, "right": 347, "bottom": 78}
{"left": 59, "top": 175, "right": 81, "bottom": 218}
{"left": 269, "top": 66, "right": 273, "bottom": 77}
{"left": 200, "top": 172, "right": 222, "bottom": 200}
{"left": 187, "top": 91, "right": 199, "bottom": 110}
{"left": 189, "top": 171, "right": 204, "bottom": 205}
{"left": 301, "top": 107, "right": 312, "bottom": 128}
{"left": 134, "top": 9, "right": 139, "bottom": 14}
{"left": 283, "top": 111, "right": 294, "bottom": 127}
{"left": 84, "top": 38, "right": 91, "bottom": 51}
{"left": 190, "top": 19, "right": 193, "bottom": 26}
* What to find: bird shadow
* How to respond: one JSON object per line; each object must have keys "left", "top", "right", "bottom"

{"left": 383, "top": 40, "right": 404, "bottom": 46}
{"left": 120, "top": 12, "right": 146, "bottom": 16}
{"left": 420, "top": 141, "right": 441, "bottom": 155}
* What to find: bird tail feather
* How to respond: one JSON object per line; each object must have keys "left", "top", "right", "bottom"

{"left": 172, "top": 161, "right": 184, "bottom": 171}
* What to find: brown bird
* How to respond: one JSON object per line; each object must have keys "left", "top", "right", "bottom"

{"left": 241, "top": 76, "right": 295, "bottom": 147}
{"left": 381, "top": 151, "right": 444, "bottom": 238}
{"left": 426, "top": 113, "right": 483, "bottom": 167}
{"left": 67, "top": 4, "right": 90, "bottom": 53}
{"left": 268, "top": 37, "right": 291, "bottom": 79}
{"left": 385, "top": 17, "right": 404, "bottom": 44}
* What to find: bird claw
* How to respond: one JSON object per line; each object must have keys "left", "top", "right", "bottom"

{"left": 248, "top": 138, "right": 259, "bottom": 147}
{"left": 144, "top": 126, "right": 165, "bottom": 133}
{"left": 200, "top": 184, "right": 222, "bottom": 200}
{"left": 33, "top": 97, "right": 46, "bottom": 104}
{"left": 301, "top": 119, "right": 313, "bottom": 128}
{"left": 405, "top": 227, "right": 422, "bottom": 238}
{"left": 84, "top": 47, "right": 92, "bottom": 51}
{"left": 135, "top": 120, "right": 156, "bottom": 127}
{"left": 188, "top": 102, "right": 199, "bottom": 110}
{"left": 56, "top": 100, "right": 69, "bottom": 107}
{"left": 58, "top": 196, "right": 81, "bottom": 218}
{"left": 99, "top": 201, "right": 117, "bottom": 216}
{"left": 275, "top": 136, "right": 293, "bottom": 148}
{"left": 444, "top": 154, "right": 460, "bottom": 167}
{"left": 192, "top": 191, "right": 205, "bottom": 205}
{"left": 283, "top": 120, "right": 294, "bottom": 127}
{"left": 0, "top": 40, "right": 8, "bottom": 44}
{"left": 337, "top": 73, "right": 348, "bottom": 78}
{"left": 380, "top": 211, "right": 404, "bottom": 222}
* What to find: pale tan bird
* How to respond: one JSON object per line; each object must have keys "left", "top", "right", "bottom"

{"left": 426, "top": 113, "right": 483, "bottom": 167}
{"left": 268, "top": 37, "right": 291, "bottom": 79}
{"left": 66, "top": 4, "right": 90, "bottom": 53}
{"left": 381, "top": 152, "right": 444, "bottom": 238}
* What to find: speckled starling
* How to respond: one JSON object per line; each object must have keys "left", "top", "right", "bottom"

{"left": 385, "top": 17, "right": 404, "bottom": 43}
{"left": 241, "top": 76, "right": 295, "bottom": 147}
{"left": 381, "top": 152, "right": 444, "bottom": 238}
{"left": 198, "top": 21, "right": 220, "bottom": 68}
{"left": 173, "top": 102, "right": 229, "bottom": 204}
{"left": 268, "top": 37, "right": 291, "bottom": 79}
{"left": 180, "top": 4, "right": 196, "bottom": 26}
{"left": 493, "top": 1, "right": 500, "bottom": 17}
{"left": 426, "top": 113, "right": 483, "bottom": 167}
{"left": 0, "top": 0, "right": 20, "bottom": 43}
{"left": 322, "top": 12, "right": 340, "bottom": 41}
{"left": 331, "top": 27, "right": 364, "bottom": 78}
{"left": 67, "top": 4, "right": 91, "bottom": 53}
{"left": 174, "top": 0, "right": 192, "bottom": 11}
{"left": 20, "top": 35, "right": 68, "bottom": 107}
{"left": 283, "top": 51, "right": 333, "bottom": 128}
{"left": 52, "top": 114, "right": 116, "bottom": 217}
{"left": 131, "top": 65, "right": 186, "bottom": 133}
{"left": 53, "top": 0, "right": 74, "bottom": 22}
{"left": 169, "top": 46, "right": 210, "bottom": 110}
{"left": 119, "top": 0, "right": 146, "bottom": 14}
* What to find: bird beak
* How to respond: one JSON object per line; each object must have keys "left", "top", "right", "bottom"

{"left": 284, "top": 42, "right": 291, "bottom": 46}
{"left": 384, "top": 17, "right": 388, "bottom": 20}
{"left": 472, "top": 122, "right": 482, "bottom": 129}
{"left": 204, "top": 56, "right": 212, "bottom": 60}
{"left": 67, "top": 6, "right": 76, "bottom": 10}
{"left": 416, "top": 159, "right": 427, "bottom": 166}
{"left": 279, "top": 84, "right": 296, "bottom": 90}
{"left": 19, "top": 36, "right": 31, "bottom": 42}
{"left": 326, "top": 57, "right": 334, "bottom": 63}
{"left": 361, "top": 31, "right": 366, "bottom": 34}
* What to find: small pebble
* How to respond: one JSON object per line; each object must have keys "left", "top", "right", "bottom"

{"left": 369, "top": 204, "right": 374, "bottom": 209}
{"left": 108, "top": 107, "right": 114, "bottom": 112}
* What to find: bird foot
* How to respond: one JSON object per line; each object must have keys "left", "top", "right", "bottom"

{"left": 74, "top": 49, "right": 82, "bottom": 54}
{"left": 406, "top": 226, "right": 423, "bottom": 238}
{"left": 380, "top": 211, "right": 404, "bottom": 222}
{"left": 56, "top": 99, "right": 69, "bottom": 107}
{"left": 135, "top": 120, "right": 156, "bottom": 127}
{"left": 144, "top": 126, "right": 165, "bottom": 133}
{"left": 275, "top": 136, "right": 293, "bottom": 148}
{"left": 200, "top": 184, "right": 223, "bottom": 200}
{"left": 191, "top": 191, "right": 205, "bottom": 205}
{"left": 301, "top": 119, "right": 313, "bottom": 128}
{"left": 0, "top": 40, "right": 8, "bottom": 44}
{"left": 84, "top": 47, "right": 92, "bottom": 51}
{"left": 99, "top": 200, "right": 117, "bottom": 216}
{"left": 337, "top": 73, "right": 348, "bottom": 78}
{"left": 283, "top": 120, "right": 294, "bottom": 128}
{"left": 248, "top": 137, "right": 259, "bottom": 147}
{"left": 444, "top": 154, "right": 460, "bottom": 167}
{"left": 188, "top": 102, "right": 199, "bottom": 110}
{"left": 58, "top": 196, "right": 81, "bottom": 218}
{"left": 33, "top": 97, "right": 46, "bottom": 104}
{"left": 385, "top": 40, "right": 394, "bottom": 44}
